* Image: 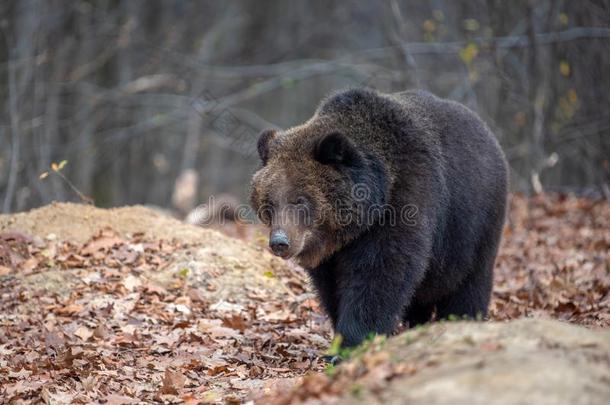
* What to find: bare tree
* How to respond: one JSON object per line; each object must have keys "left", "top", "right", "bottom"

{"left": 0, "top": 0, "right": 608, "bottom": 213}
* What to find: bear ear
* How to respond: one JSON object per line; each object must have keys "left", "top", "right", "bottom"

{"left": 257, "top": 129, "right": 277, "bottom": 165}
{"left": 314, "top": 132, "right": 359, "bottom": 165}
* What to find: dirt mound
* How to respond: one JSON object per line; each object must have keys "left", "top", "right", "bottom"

{"left": 1, "top": 203, "right": 331, "bottom": 403}
{"left": 0, "top": 202, "right": 216, "bottom": 244}
{"left": 0, "top": 202, "right": 294, "bottom": 306}
{"left": 267, "top": 319, "right": 610, "bottom": 404}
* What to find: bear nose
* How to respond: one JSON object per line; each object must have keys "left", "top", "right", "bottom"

{"left": 269, "top": 230, "right": 290, "bottom": 257}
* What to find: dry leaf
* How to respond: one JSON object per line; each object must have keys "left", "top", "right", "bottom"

{"left": 74, "top": 326, "right": 93, "bottom": 341}
{"left": 158, "top": 369, "right": 186, "bottom": 395}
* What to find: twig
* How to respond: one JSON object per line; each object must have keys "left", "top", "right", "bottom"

{"left": 51, "top": 170, "right": 94, "bottom": 205}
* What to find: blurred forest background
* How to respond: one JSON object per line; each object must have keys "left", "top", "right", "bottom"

{"left": 0, "top": 0, "right": 609, "bottom": 214}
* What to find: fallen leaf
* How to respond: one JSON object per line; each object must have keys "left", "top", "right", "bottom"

{"left": 122, "top": 274, "right": 141, "bottom": 291}
{"left": 158, "top": 369, "right": 186, "bottom": 395}
{"left": 74, "top": 326, "right": 93, "bottom": 341}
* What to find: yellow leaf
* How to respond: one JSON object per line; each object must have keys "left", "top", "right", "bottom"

{"left": 39, "top": 171, "right": 49, "bottom": 179}
{"left": 57, "top": 160, "right": 68, "bottom": 170}
{"left": 559, "top": 13, "right": 568, "bottom": 26}
{"left": 51, "top": 163, "right": 58, "bottom": 171}
{"left": 559, "top": 60, "right": 570, "bottom": 77}
{"left": 459, "top": 43, "right": 479, "bottom": 65}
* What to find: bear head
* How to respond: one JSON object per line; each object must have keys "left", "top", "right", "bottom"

{"left": 250, "top": 89, "right": 392, "bottom": 269}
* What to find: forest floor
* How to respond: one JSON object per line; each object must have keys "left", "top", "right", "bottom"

{"left": 0, "top": 194, "right": 608, "bottom": 404}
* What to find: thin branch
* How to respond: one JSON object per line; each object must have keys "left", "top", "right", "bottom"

{"left": 51, "top": 170, "right": 94, "bottom": 205}
{"left": 174, "top": 27, "right": 610, "bottom": 76}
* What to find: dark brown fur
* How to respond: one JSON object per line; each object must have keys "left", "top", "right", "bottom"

{"left": 250, "top": 88, "right": 508, "bottom": 347}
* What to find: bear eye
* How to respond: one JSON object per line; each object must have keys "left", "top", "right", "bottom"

{"left": 258, "top": 201, "right": 274, "bottom": 225}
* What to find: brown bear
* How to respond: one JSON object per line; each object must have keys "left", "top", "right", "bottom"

{"left": 250, "top": 88, "right": 508, "bottom": 348}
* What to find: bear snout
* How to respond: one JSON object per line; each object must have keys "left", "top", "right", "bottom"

{"left": 269, "top": 229, "right": 291, "bottom": 258}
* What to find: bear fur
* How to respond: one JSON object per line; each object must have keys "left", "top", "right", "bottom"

{"left": 250, "top": 88, "right": 508, "bottom": 347}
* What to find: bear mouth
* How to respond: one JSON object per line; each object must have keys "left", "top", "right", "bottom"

{"left": 270, "top": 249, "right": 293, "bottom": 260}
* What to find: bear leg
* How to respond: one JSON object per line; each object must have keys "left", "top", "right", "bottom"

{"left": 436, "top": 265, "right": 493, "bottom": 320}
{"left": 334, "top": 261, "right": 421, "bottom": 347}
{"left": 403, "top": 301, "right": 435, "bottom": 327}
{"left": 436, "top": 227, "right": 502, "bottom": 320}
{"left": 307, "top": 263, "right": 339, "bottom": 327}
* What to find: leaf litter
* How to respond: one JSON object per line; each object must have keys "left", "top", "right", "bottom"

{"left": 0, "top": 194, "right": 608, "bottom": 403}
